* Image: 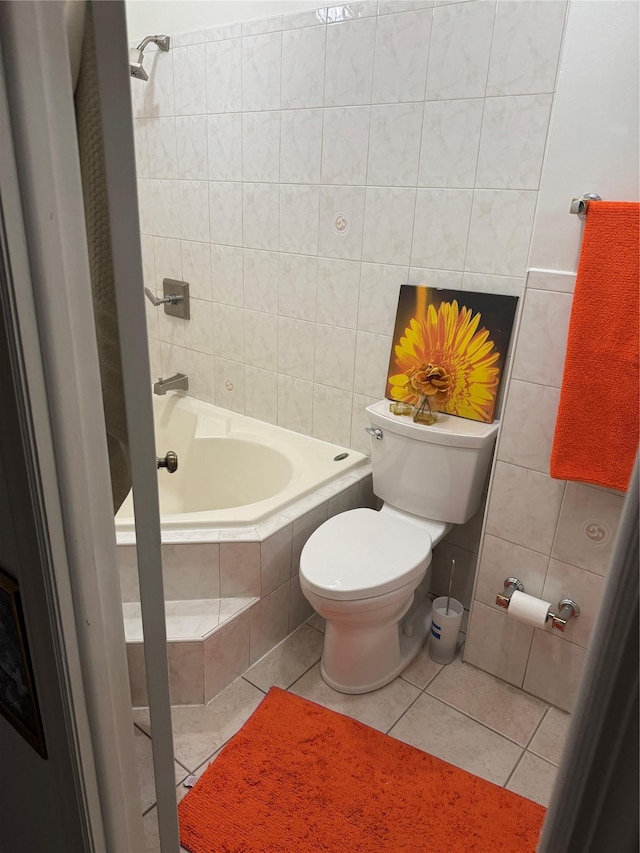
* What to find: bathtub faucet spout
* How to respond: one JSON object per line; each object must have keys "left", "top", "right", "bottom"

{"left": 153, "top": 373, "right": 188, "bottom": 395}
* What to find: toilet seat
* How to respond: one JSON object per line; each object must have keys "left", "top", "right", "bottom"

{"left": 300, "top": 508, "right": 432, "bottom": 602}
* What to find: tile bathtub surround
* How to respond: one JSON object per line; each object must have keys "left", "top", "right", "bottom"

{"left": 133, "top": 0, "right": 568, "bottom": 450}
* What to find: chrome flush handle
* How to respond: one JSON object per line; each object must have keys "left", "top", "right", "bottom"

{"left": 365, "top": 427, "right": 383, "bottom": 440}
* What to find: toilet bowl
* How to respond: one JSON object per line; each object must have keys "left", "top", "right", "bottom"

{"left": 299, "top": 399, "right": 500, "bottom": 695}
{"left": 300, "top": 506, "right": 449, "bottom": 694}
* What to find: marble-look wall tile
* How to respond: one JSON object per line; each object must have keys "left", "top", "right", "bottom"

{"left": 318, "top": 185, "right": 367, "bottom": 260}
{"left": 208, "top": 114, "right": 242, "bottom": 182}
{"left": 289, "top": 574, "right": 315, "bottom": 631}
{"left": 485, "top": 461, "right": 566, "bottom": 554}
{"left": 244, "top": 366, "right": 278, "bottom": 424}
{"left": 280, "top": 110, "right": 324, "bottom": 184}
{"left": 465, "top": 189, "right": 537, "bottom": 276}
{"left": 204, "top": 610, "right": 251, "bottom": 702}
{"left": 133, "top": 118, "right": 148, "bottom": 179}
{"left": 474, "top": 534, "right": 549, "bottom": 613}
{"left": 464, "top": 601, "right": 533, "bottom": 687}
{"left": 242, "top": 111, "right": 281, "bottom": 183}
{"left": 372, "top": 10, "right": 432, "bottom": 103}
{"left": 291, "top": 504, "right": 330, "bottom": 576}
{"left": 367, "top": 103, "right": 423, "bottom": 187}
{"left": 261, "top": 524, "right": 293, "bottom": 597}
{"left": 476, "top": 95, "right": 553, "bottom": 190}
{"left": 314, "top": 325, "right": 357, "bottom": 390}
{"left": 426, "top": 0, "right": 496, "bottom": 101}
{"left": 220, "top": 542, "right": 261, "bottom": 596}
{"left": 321, "top": 106, "right": 371, "bottom": 185}
{"left": 242, "top": 32, "right": 282, "bottom": 112}
{"left": 357, "top": 262, "right": 406, "bottom": 336}
{"left": 350, "top": 393, "right": 379, "bottom": 455}
{"left": 281, "top": 25, "right": 327, "bottom": 109}
{"left": 176, "top": 116, "right": 208, "bottom": 181}
{"left": 312, "top": 384, "right": 353, "bottom": 446}
{"left": 178, "top": 181, "right": 209, "bottom": 242}
{"left": 212, "top": 303, "right": 244, "bottom": 362}
{"left": 173, "top": 45, "right": 206, "bottom": 116}
{"left": 523, "top": 630, "right": 587, "bottom": 713}
{"left": 462, "top": 272, "right": 524, "bottom": 297}
{"left": 511, "top": 289, "right": 573, "bottom": 387}
{"left": 214, "top": 357, "right": 245, "bottom": 413}
{"left": 278, "top": 316, "right": 316, "bottom": 380}
{"left": 168, "top": 642, "right": 204, "bottom": 705}
{"left": 250, "top": 582, "right": 290, "bottom": 664}
{"left": 324, "top": 18, "right": 376, "bottom": 107}
{"left": 242, "top": 14, "right": 282, "bottom": 37}
{"left": 487, "top": 0, "right": 567, "bottom": 97}
{"left": 316, "top": 258, "right": 361, "bottom": 328}
{"left": 206, "top": 40, "right": 241, "bottom": 113}
{"left": 244, "top": 310, "right": 278, "bottom": 371}
{"left": 497, "top": 379, "right": 560, "bottom": 474}
{"left": 242, "top": 183, "right": 279, "bottom": 251}
{"left": 551, "top": 482, "right": 625, "bottom": 576}
{"left": 209, "top": 182, "right": 243, "bottom": 246}
{"left": 242, "top": 249, "right": 278, "bottom": 313}
{"left": 185, "top": 298, "right": 214, "bottom": 355}
{"left": 144, "top": 50, "right": 175, "bottom": 117}
{"left": 277, "top": 375, "right": 314, "bottom": 434}
{"left": 183, "top": 349, "right": 215, "bottom": 404}
{"left": 278, "top": 253, "right": 318, "bottom": 321}
{"left": 362, "top": 187, "right": 416, "bottom": 265}
{"left": 279, "top": 185, "right": 321, "bottom": 256}
{"left": 149, "top": 180, "right": 180, "bottom": 238}
{"left": 526, "top": 269, "right": 576, "bottom": 294}
{"left": 182, "top": 240, "right": 212, "bottom": 302}
{"left": 353, "top": 331, "right": 392, "bottom": 397}
{"left": 419, "top": 98, "right": 484, "bottom": 188}
{"left": 412, "top": 188, "right": 473, "bottom": 270}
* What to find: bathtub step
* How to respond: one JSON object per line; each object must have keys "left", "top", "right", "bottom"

{"left": 123, "top": 597, "right": 258, "bottom": 643}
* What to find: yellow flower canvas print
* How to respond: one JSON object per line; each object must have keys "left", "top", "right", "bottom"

{"left": 386, "top": 286, "right": 519, "bottom": 424}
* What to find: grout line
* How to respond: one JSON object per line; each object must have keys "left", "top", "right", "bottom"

{"left": 503, "top": 748, "right": 527, "bottom": 789}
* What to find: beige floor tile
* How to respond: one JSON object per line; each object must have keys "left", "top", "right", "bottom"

{"left": 389, "top": 693, "right": 523, "bottom": 785}
{"left": 400, "top": 640, "right": 443, "bottom": 689}
{"left": 133, "top": 677, "right": 265, "bottom": 773}
{"left": 244, "top": 623, "right": 324, "bottom": 691}
{"left": 134, "top": 726, "right": 187, "bottom": 814}
{"left": 528, "top": 706, "right": 572, "bottom": 765}
{"left": 506, "top": 751, "right": 558, "bottom": 807}
{"left": 307, "top": 612, "right": 326, "bottom": 633}
{"left": 426, "top": 658, "right": 547, "bottom": 745}
{"left": 289, "top": 663, "right": 421, "bottom": 733}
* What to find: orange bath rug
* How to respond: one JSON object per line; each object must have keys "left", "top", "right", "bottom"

{"left": 178, "top": 687, "right": 546, "bottom": 853}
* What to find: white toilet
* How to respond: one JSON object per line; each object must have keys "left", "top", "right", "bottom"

{"left": 300, "top": 399, "right": 499, "bottom": 694}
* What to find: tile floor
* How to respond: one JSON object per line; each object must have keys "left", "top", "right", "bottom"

{"left": 137, "top": 615, "right": 571, "bottom": 852}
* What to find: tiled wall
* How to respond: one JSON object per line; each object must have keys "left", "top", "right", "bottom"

{"left": 465, "top": 0, "right": 639, "bottom": 712}
{"left": 131, "top": 0, "right": 567, "bottom": 456}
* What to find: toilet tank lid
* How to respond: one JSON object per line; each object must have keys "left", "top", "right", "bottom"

{"left": 366, "top": 400, "right": 499, "bottom": 448}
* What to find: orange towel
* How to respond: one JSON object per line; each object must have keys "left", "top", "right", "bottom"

{"left": 550, "top": 201, "right": 639, "bottom": 492}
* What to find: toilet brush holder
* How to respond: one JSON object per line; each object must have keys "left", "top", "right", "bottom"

{"left": 429, "top": 596, "right": 464, "bottom": 665}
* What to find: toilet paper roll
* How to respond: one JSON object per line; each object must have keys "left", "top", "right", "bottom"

{"left": 508, "top": 590, "right": 551, "bottom": 628}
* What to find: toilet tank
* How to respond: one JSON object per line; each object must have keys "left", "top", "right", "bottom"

{"left": 365, "top": 400, "right": 499, "bottom": 525}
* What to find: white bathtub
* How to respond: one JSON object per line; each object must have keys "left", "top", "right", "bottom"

{"left": 115, "top": 393, "right": 368, "bottom": 536}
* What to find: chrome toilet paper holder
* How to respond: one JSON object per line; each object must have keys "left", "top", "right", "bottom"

{"left": 496, "top": 577, "right": 580, "bottom": 632}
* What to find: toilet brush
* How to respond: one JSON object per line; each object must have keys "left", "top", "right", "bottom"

{"left": 446, "top": 559, "right": 455, "bottom": 615}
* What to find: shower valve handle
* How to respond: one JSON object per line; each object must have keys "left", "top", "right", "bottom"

{"left": 157, "top": 451, "right": 178, "bottom": 474}
{"left": 145, "top": 287, "right": 182, "bottom": 307}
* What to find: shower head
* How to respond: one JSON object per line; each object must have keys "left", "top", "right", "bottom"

{"left": 129, "top": 34, "right": 170, "bottom": 81}
{"left": 129, "top": 49, "right": 149, "bottom": 81}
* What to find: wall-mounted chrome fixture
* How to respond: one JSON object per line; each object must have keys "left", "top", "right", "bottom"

{"left": 496, "top": 577, "right": 580, "bottom": 633}
{"left": 153, "top": 374, "right": 188, "bottom": 396}
{"left": 144, "top": 278, "right": 190, "bottom": 320}
{"left": 129, "top": 34, "right": 170, "bottom": 81}
{"left": 569, "top": 193, "right": 602, "bottom": 217}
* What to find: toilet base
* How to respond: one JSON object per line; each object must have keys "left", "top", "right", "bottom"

{"left": 320, "top": 597, "right": 433, "bottom": 695}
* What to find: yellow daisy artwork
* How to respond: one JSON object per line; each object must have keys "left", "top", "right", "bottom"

{"left": 386, "top": 286, "right": 519, "bottom": 424}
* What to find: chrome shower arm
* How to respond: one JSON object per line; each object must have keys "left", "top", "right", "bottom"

{"left": 136, "top": 34, "right": 170, "bottom": 52}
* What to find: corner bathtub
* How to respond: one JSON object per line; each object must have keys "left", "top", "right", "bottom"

{"left": 115, "top": 393, "right": 369, "bottom": 539}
